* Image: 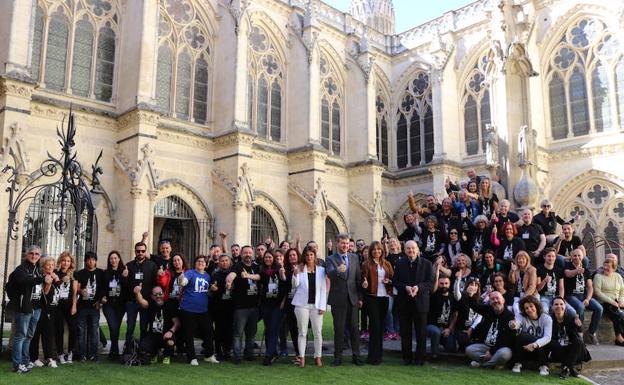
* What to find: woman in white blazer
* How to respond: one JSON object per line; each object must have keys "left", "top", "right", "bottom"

{"left": 291, "top": 246, "right": 330, "bottom": 367}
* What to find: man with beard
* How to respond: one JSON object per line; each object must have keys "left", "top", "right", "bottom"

{"left": 135, "top": 284, "right": 180, "bottom": 364}
{"left": 152, "top": 240, "right": 172, "bottom": 272}
{"left": 464, "top": 289, "right": 514, "bottom": 369}
{"left": 426, "top": 275, "right": 458, "bottom": 359}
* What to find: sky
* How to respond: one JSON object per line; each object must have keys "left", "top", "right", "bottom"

{"left": 324, "top": 0, "right": 476, "bottom": 33}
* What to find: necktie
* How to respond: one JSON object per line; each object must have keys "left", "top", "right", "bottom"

{"left": 342, "top": 255, "right": 348, "bottom": 271}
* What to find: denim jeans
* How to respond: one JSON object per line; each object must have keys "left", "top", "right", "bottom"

{"left": 125, "top": 301, "right": 147, "bottom": 345}
{"left": 12, "top": 309, "right": 41, "bottom": 368}
{"left": 566, "top": 295, "right": 604, "bottom": 334}
{"left": 384, "top": 296, "right": 399, "bottom": 334}
{"left": 102, "top": 303, "right": 125, "bottom": 354}
{"left": 426, "top": 324, "right": 457, "bottom": 356}
{"left": 76, "top": 307, "right": 100, "bottom": 359}
{"left": 260, "top": 306, "right": 283, "bottom": 358}
{"left": 232, "top": 308, "right": 258, "bottom": 359}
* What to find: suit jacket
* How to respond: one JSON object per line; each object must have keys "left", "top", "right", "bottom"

{"left": 326, "top": 252, "right": 361, "bottom": 307}
{"left": 393, "top": 256, "right": 434, "bottom": 311}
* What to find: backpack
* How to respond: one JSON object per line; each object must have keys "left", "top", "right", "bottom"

{"left": 122, "top": 338, "right": 149, "bottom": 366}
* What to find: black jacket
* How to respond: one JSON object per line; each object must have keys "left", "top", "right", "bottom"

{"left": 463, "top": 294, "right": 515, "bottom": 354}
{"left": 393, "top": 256, "right": 434, "bottom": 311}
{"left": 8, "top": 260, "right": 44, "bottom": 314}
{"left": 123, "top": 258, "right": 158, "bottom": 300}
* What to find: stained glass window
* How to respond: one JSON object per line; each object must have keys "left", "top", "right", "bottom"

{"left": 30, "top": 6, "right": 45, "bottom": 81}
{"left": 71, "top": 20, "right": 94, "bottom": 97}
{"left": 193, "top": 55, "right": 209, "bottom": 124}
{"left": 156, "top": 45, "right": 173, "bottom": 112}
{"left": 175, "top": 50, "right": 192, "bottom": 120}
{"left": 462, "top": 53, "right": 491, "bottom": 155}
{"left": 44, "top": 13, "right": 69, "bottom": 91}
{"left": 95, "top": 26, "right": 115, "bottom": 102}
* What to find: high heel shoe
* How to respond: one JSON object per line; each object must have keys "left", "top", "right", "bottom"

{"left": 298, "top": 356, "right": 305, "bottom": 367}
{"left": 315, "top": 357, "right": 323, "bottom": 367}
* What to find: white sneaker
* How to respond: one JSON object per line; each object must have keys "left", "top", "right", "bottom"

{"left": 26, "top": 362, "right": 35, "bottom": 370}
{"left": 190, "top": 359, "right": 199, "bottom": 366}
{"left": 66, "top": 352, "right": 73, "bottom": 364}
{"left": 58, "top": 355, "right": 66, "bottom": 364}
{"left": 204, "top": 355, "right": 220, "bottom": 364}
{"left": 33, "top": 359, "right": 45, "bottom": 368}
{"left": 14, "top": 364, "right": 30, "bottom": 374}
{"left": 48, "top": 359, "right": 58, "bottom": 368}
{"left": 539, "top": 365, "right": 550, "bottom": 376}
{"left": 470, "top": 360, "right": 480, "bottom": 368}
{"left": 512, "top": 363, "right": 522, "bottom": 373}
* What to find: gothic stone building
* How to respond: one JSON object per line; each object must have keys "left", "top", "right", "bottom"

{"left": 1, "top": 0, "right": 623, "bottom": 275}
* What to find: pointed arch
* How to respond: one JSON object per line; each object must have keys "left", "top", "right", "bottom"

{"left": 254, "top": 191, "right": 289, "bottom": 242}
{"left": 155, "top": 178, "right": 213, "bottom": 221}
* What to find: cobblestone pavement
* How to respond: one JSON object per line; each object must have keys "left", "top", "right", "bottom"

{"left": 584, "top": 369, "right": 624, "bottom": 385}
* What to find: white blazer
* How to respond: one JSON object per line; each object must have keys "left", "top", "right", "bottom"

{"left": 291, "top": 265, "right": 328, "bottom": 311}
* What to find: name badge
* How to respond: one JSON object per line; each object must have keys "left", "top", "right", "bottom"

{"left": 522, "top": 233, "right": 530, "bottom": 239}
{"left": 135, "top": 272, "right": 143, "bottom": 280}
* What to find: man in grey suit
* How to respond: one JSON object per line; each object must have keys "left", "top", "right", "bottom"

{"left": 326, "top": 233, "right": 363, "bottom": 366}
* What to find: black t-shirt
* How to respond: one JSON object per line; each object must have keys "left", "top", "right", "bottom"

{"left": 537, "top": 264, "right": 563, "bottom": 297}
{"left": 494, "top": 212, "right": 520, "bottom": 238}
{"left": 533, "top": 212, "right": 568, "bottom": 235}
{"left": 145, "top": 299, "right": 173, "bottom": 335}
{"left": 104, "top": 268, "right": 124, "bottom": 304}
{"left": 421, "top": 229, "right": 446, "bottom": 258}
{"left": 232, "top": 262, "right": 260, "bottom": 309}
{"left": 74, "top": 268, "right": 105, "bottom": 309}
{"left": 428, "top": 292, "right": 455, "bottom": 328}
{"left": 496, "top": 237, "right": 526, "bottom": 262}
{"left": 54, "top": 270, "right": 73, "bottom": 304}
{"left": 152, "top": 255, "right": 173, "bottom": 272}
{"left": 259, "top": 268, "right": 285, "bottom": 307}
{"left": 308, "top": 271, "right": 316, "bottom": 304}
{"left": 564, "top": 268, "right": 591, "bottom": 297}
{"left": 518, "top": 223, "right": 544, "bottom": 253}
{"left": 455, "top": 296, "right": 479, "bottom": 331}
{"left": 210, "top": 268, "right": 232, "bottom": 305}
{"left": 386, "top": 253, "right": 404, "bottom": 270}
{"left": 557, "top": 236, "right": 583, "bottom": 257}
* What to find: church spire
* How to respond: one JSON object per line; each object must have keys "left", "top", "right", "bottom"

{"left": 350, "top": 0, "right": 395, "bottom": 35}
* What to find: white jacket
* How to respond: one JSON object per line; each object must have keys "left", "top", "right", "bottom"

{"left": 291, "top": 265, "right": 328, "bottom": 311}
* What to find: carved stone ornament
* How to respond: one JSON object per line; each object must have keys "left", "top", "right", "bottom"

{"left": 113, "top": 143, "right": 161, "bottom": 188}
{"left": 0, "top": 122, "right": 30, "bottom": 172}
{"left": 228, "top": 0, "right": 249, "bottom": 35}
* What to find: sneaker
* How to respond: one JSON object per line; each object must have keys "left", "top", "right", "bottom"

{"left": 203, "top": 355, "right": 219, "bottom": 364}
{"left": 162, "top": 357, "right": 171, "bottom": 365}
{"left": 586, "top": 332, "right": 599, "bottom": 345}
{"left": 539, "top": 365, "right": 549, "bottom": 376}
{"left": 190, "top": 359, "right": 199, "bottom": 366}
{"left": 33, "top": 360, "right": 45, "bottom": 368}
{"left": 66, "top": 352, "right": 73, "bottom": 364}
{"left": 48, "top": 359, "right": 58, "bottom": 368}
{"left": 279, "top": 350, "right": 288, "bottom": 357}
{"left": 559, "top": 366, "right": 570, "bottom": 379}
{"left": 470, "top": 360, "right": 480, "bottom": 368}
{"left": 14, "top": 364, "right": 30, "bottom": 374}
{"left": 26, "top": 362, "right": 35, "bottom": 370}
{"left": 512, "top": 363, "right": 522, "bottom": 373}
{"left": 57, "top": 355, "right": 66, "bottom": 364}
{"left": 150, "top": 356, "right": 159, "bottom": 364}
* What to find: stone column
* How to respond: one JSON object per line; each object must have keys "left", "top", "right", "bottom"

{"left": 0, "top": 0, "right": 33, "bottom": 79}
{"left": 232, "top": 19, "right": 250, "bottom": 130}
{"left": 431, "top": 68, "right": 445, "bottom": 162}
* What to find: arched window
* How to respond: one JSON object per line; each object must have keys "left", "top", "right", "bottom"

{"left": 547, "top": 18, "right": 624, "bottom": 139}
{"left": 248, "top": 25, "right": 284, "bottom": 141}
{"left": 396, "top": 71, "right": 433, "bottom": 168}
{"left": 325, "top": 216, "right": 339, "bottom": 254}
{"left": 462, "top": 53, "right": 491, "bottom": 156}
{"left": 153, "top": 195, "right": 199, "bottom": 258}
{"left": 251, "top": 206, "right": 278, "bottom": 248}
{"left": 22, "top": 186, "right": 98, "bottom": 267}
{"left": 157, "top": 0, "right": 212, "bottom": 124}
{"left": 319, "top": 53, "right": 343, "bottom": 156}
{"left": 376, "top": 93, "right": 389, "bottom": 166}
{"left": 31, "top": 1, "right": 119, "bottom": 102}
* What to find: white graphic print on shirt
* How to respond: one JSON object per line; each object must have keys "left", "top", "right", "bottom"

{"left": 152, "top": 310, "right": 164, "bottom": 334}
{"left": 545, "top": 273, "right": 557, "bottom": 297}
{"left": 247, "top": 279, "right": 258, "bottom": 296}
{"left": 466, "top": 308, "right": 477, "bottom": 328}
{"left": 108, "top": 277, "right": 121, "bottom": 297}
{"left": 573, "top": 274, "right": 585, "bottom": 295}
{"left": 32, "top": 283, "right": 42, "bottom": 301}
{"left": 194, "top": 276, "right": 209, "bottom": 293}
{"left": 438, "top": 300, "right": 451, "bottom": 326}
{"left": 503, "top": 245, "right": 513, "bottom": 260}
{"left": 49, "top": 285, "right": 60, "bottom": 306}
{"left": 557, "top": 325, "right": 569, "bottom": 346}
{"left": 525, "top": 319, "right": 543, "bottom": 339}
{"left": 84, "top": 278, "right": 96, "bottom": 300}
{"left": 485, "top": 319, "right": 499, "bottom": 346}
{"left": 473, "top": 235, "right": 483, "bottom": 253}
{"left": 425, "top": 234, "right": 436, "bottom": 252}
{"left": 59, "top": 281, "right": 71, "bottom": 299}
{"left": 170, "top": 278, "right": 181, "bottom": 299}
{"left": 267, "top": 277, "right": 278, "bottom": 298}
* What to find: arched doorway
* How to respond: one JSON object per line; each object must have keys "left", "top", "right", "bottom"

{"left": 22, "top": 185, "right": 98, "bottom": 266}
{"left": 153, "top": 195, "right": 199, "bottom": 258}
{"left": 251, "top": 206, "right": 278, "bottom": 247}
{"left": 325, "top": 216, "right": 339, "bottom": 254}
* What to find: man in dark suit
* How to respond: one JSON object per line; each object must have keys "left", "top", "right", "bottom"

{"left": 326, "top": 233, "right": 363, "bottom": 366}
{"left": 394, "top": 240, "right": 434, "bottom": 365}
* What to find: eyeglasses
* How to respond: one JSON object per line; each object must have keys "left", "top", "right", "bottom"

{"left": 135, "top": 249, "right": 146, "bottom": 253}
{"left": 151, "top": 292, "right": 163, "bottom": 297}
{"left": 542, "top": 205, "right": 551, "bottom": 208}
{"left": 450, "top": 232, "right": 458, "bottom": 235}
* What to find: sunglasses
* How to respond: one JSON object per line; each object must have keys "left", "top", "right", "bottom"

{"left": 135, "top": 249, "right": 146, "bottom": 253}
{"left": 151, "top": 292, "right": 163, "bottom": 297}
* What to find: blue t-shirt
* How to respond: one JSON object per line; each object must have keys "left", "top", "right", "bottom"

{"left": 179, "top": 270, "right": 210, "bottom": 313}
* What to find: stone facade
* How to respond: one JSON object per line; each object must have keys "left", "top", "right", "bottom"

{"left": 0, "top": 0, "right": 623, "bottom": 279}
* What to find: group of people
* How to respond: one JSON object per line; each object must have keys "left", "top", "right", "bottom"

{"left": 6, "top": 169, "right": 624, "bottom": 379}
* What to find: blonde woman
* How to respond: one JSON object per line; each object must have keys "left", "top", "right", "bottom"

{"left": 508, "top": 251, "right": 537, "bottom": 318}
{"left": 55, "top": 251, "right": 76, "bottom": 364}
{"left": 37, "top": 257, "right": 61, "bottom": 367}
{"left": 593, "top": 258, "right": 624, "bottom": 346}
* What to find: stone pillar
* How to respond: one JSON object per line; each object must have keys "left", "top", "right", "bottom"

{"left": 365, "top": 72, "right": 377, "bottom": 160}
{"left": 232, "top": 20, "right": 250, "bottom": 130}
{"left": 348, "top": 164, "right": 385, "bottom": 242}
{"left": 429, "top": 164, "right": 463, "bottom": 200}
{"left": 0, "top": 0, "right": 33, "bottom": 79}
{"left": 307, "top": 48, "right": 321, "bottom": 144}
{"left": 431, "top": 68, "right": 445, "bottom": 162}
